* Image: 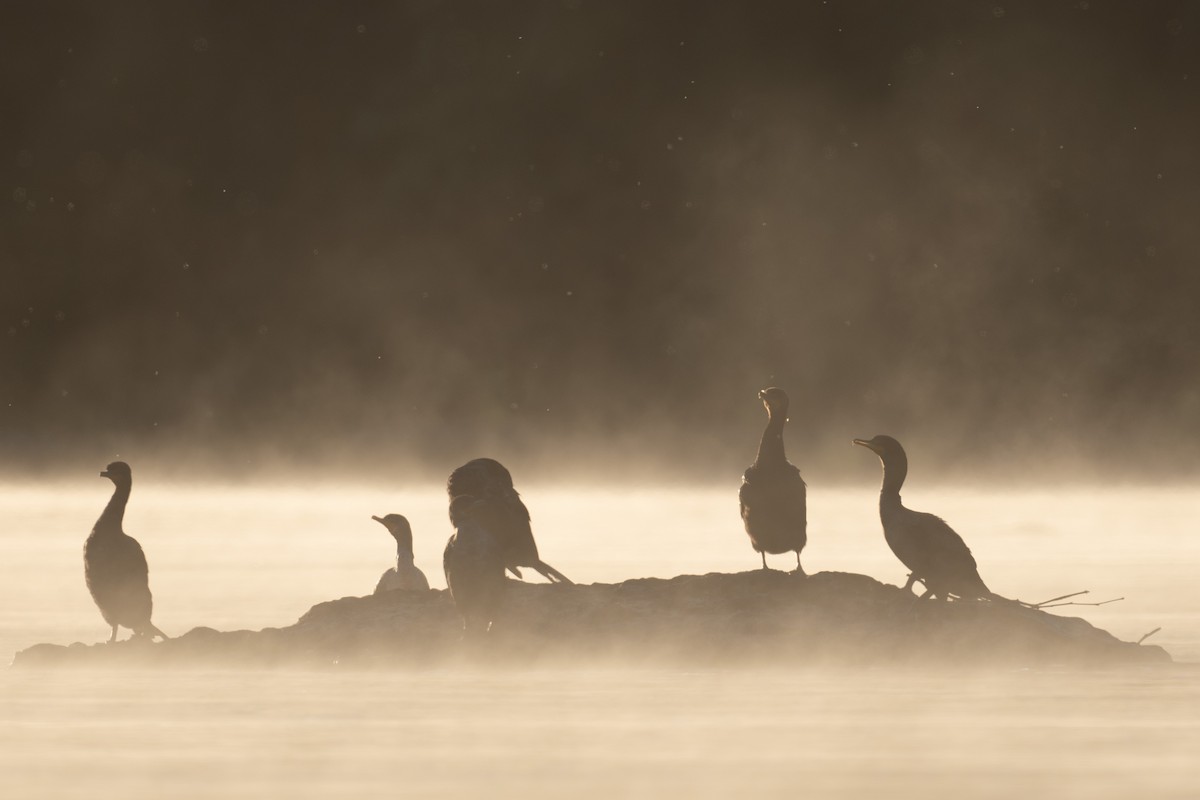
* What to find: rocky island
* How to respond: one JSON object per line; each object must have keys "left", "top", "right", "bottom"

{"left": 12, "top": 570, "right": 1170, "bottom": 669}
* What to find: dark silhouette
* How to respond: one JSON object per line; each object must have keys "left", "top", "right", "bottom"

{"left": 370, "top": 514, "right": 430, "bottom": 594}
{"left": 739, "top": 387, "right": 807, "bottom": 572}
{"left": 446, "top": 457, "right": 572, "bottom": 584}
{"left": 443, "top": 496, "right": 506, "bottom": 635}
{"left": 853, "top": 435, "right": 994, "bottom": 601}
{"left": 83, "top": 461, "right": 169, "bottom": 642}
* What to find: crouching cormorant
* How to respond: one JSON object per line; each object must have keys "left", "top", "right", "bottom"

{"left": 446, "top": 457, "right": 571, "bottom": 584}
{"left": 443, "top": 496, "right": 506, "bottom": 635}
{"left": 739, "top": 387, "right": 807, "bottom": 572}
{"left": 371, "top": 514, "right": 430, "bottom": 593}
{"left": 853, "top": 435, "right": 995, "bottom": 600}
{"left": 83, "top": 461, "right": 169, "bottom": 642}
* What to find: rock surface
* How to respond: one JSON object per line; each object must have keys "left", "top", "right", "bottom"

{"left": 12, "top": 570, "right": 1171, "bottom": 668}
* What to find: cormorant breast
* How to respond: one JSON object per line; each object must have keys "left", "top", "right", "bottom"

{"left": 443, "top": 495, "right": 506, "bottom": 635}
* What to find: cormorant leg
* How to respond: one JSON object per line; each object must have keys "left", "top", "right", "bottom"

{"left": 902, "top": 573, "right": 917, "bottom": 592}
{"left": 919, "top": 588, "right": 934, "bottom": 600}
{"left": 793, "top": 552, "right": 806, "bottom": 576}
{"left": 109, "top": 625, "right": 118, "bottom": 644}
{"left": 507, "top": 566, "right": 523, "bottom": 580}
{"left": 761, "top": 552, "right": 768, "bottom": 570}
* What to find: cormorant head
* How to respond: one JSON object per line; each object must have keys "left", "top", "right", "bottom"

{"left": 852, "top": 435, "right": 906, "bottom": 462}
{"left": 758, "top": 387, "right": 790, "bottom": 419}
{"left": 100, "top": 461, "right": 132, "bottom": 484}
{"left": 369, "top": 515, "right": 412, "bottom": 554}
{"left": 447, "top": 457, "right": 515, "bottom": 499}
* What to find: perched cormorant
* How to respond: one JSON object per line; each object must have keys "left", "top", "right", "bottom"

{"left": 853, "top": 435, "right": 994, "bottom": 600}
{"left": 443, "top": 495, "right": 506, "bottom": 635}
{"left": 371, "top": 514, "right": 430, "bottom": 594}
{"left": 445, "top": 457, "right": 571, "bottom": 584}
{"left": 739, "top": 387, "right": 807, "bottom": 572}
{"left": 83, "top": 461, "right": 169, "bottom": 642}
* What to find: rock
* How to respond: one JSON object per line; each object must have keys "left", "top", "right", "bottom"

{"left": 10, "top": 571, "right": 1171, "bottom": 668}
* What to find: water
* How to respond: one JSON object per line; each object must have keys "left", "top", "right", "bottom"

{"left": 1, "top": 483, "right": 1198, "bottom": 797}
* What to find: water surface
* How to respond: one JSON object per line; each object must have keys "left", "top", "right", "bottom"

{"left": 1, "top": 484, "right": 1197, "bottom": 798}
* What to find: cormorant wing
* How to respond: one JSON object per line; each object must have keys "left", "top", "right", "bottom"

{"left": 911, "top": 510, "right": 978, "bottom": 571}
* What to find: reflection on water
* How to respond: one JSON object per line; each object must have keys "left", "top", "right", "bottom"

{"left": 1, "top": 484, "right": 1197, "bottom": 797}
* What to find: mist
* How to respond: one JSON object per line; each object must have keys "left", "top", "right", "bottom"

{"left": 5, "top": 1, "right": 1200, "bottom": 484}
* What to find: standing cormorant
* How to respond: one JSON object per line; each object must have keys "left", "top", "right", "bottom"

{"left": 739, "top": 387, "right": 807, "bottom": 572}
{"left": 446, "top": 457, "right": 571, "bottom": 584}
{"left": 83, "top": 461, "right": 169, "bottom": 642}
{"left": 371, "top": 514, "right": 430, "bottom": 594}
{"left": 853, "top": 435, "right": 994, "bottom": 600}
{"left": 443, "top": 495, "right": 506, "bottom": 635}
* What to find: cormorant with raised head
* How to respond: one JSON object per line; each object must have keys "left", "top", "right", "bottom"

{"left": 371, "top": 514, "right": 430, "bottom": 594}
{"left": 446, "top": 457, "right": 571, "bottom": 584}
{"left": 739, "top": 387, "right": 807, "bottom": 572}
{"left": 853, "top": 435, "right": 994, "bottom": 600}
{"left": 443, "top": 495, "right": 506, "bottom": 635}
{"left": 83, "top": 461, "right": 169, "bottom": 642}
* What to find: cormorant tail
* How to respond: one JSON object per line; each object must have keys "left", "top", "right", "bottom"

{"left": 532, "top": 560, "right": 572, "bottom": 584}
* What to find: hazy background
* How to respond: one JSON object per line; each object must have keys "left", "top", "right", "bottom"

{"left": 3, "top": 1, "right": 1199, "bottom": 483}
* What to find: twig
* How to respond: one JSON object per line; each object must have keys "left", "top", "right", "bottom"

{"left": 1038, "top": 596, "right": 1124, "bottom": 609}
{"left": 1136, "top": 627, "right": 1162, "bottom": 645}
{"left": 1032, "top": 590, "right": 1090, "bottom": 608}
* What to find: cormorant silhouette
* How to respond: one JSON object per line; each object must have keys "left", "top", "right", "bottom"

{"left": 739, "top": 387, "right": 807, "bottom": 572}
{"left": 446, "top": 457, "right": 571, "bottom": 584}
{"left": 443, "top": 495, "right": 506, "bottom": 635}
{"left": 83, "top": 461, "right": 169, "bottom": 642}
{"left": 371, "top": 514, "right": 430, "bottom": 593}
{"left": 853, "top": 435, "right": 994, "bottom": 600}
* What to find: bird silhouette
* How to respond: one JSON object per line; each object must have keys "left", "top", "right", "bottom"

{"left": 83, "top": 461, "right": 169, "bottom": 642}
{"left": 446, "top": 457, "right": 571, "bottom": 583}
{"left": 739, "top": 388, "right": 807, "bottom": 572}
{"left": 854, "top": 435, "right": 995, "bottom": 600}
{"left": 371, "top": 514, "right": 430, "bottom": 593}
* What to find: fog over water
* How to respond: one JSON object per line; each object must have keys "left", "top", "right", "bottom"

{"left": 4, "top": 3, "right": 1200, "bottom": 798}
{"left": 3, "top": 483, "right": 1200, "bottom": 799}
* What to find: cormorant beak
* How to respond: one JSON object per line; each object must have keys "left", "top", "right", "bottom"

{"left": 99, "top": 470, "right": 110, "bottom": 478}
{"left": 852, "top": 438, "right": 879, "bottom": 454}
{"left": 371, "top": 515, "right": 384, "bottom": 525}
{"left": 757, "top": 390, "right": 766, "bottom": 400}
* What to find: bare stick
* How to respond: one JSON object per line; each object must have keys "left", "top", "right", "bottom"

{"left": 1039, "top": 596, "right": 1124, "bottom": 609}
{"left": 1033, "top": 590, "right": 1089, "bottom": 608}
{"left": 1136, "top": 627, "right": 1162, "bottom": 645}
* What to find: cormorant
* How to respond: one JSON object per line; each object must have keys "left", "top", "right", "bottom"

{"left": 83, "top": 461, "right": 169, "bottom": 642}
{"left": 853, "top": 435, "right": 994, "bottom": 600}
{"left": 446, "top": 457, "right": 571, "bottom": 584}
{"left": 443, "top": 495, "right": 506, "bottom": 635}
{"left": 371, "top": 514, "right": 430, "bottom": 594}
{"left": 739, "top": 387, "right": 807, "bottom": 572}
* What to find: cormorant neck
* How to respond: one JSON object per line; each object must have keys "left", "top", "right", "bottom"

{"left": 878, "top": 453, "right": 907, "bottom": 501}
{"left": 96, "top": 480, "right": 131, "bottom": 533}
{"left": 754, "top": 409, "right": 788, "bottom": 467}
{"left": 394, "top": 538, "right": 414, "bottom": 567}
